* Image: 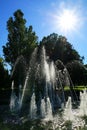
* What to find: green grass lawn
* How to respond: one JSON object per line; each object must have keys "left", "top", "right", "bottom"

{"left": 64, "top": 86, "right": 87, "bottom": 91}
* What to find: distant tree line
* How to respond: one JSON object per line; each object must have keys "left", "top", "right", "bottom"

{"left": 1, "top": 9, "right": 87, "bottom": 96}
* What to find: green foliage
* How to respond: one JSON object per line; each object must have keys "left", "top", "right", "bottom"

{"left": 0, "top": 57, "right": 11, "bottom": 104}
{"left": 85, "top": 64, "right": 87, "bottom": 68}
{"left": 40, "top": 33, "right": 86, "bottom": 86}
{"left": 0, "top": 57, "right": 11, "bottom": 89}
{"left": 66, "top": 60, "right": 87, "bottom": 85}
{"left": 82, "top": 115, "right": 87, "bottom": 124}
{"left": 40, "top": 33, "right": 82, "bottom": 64}
{"left": 2, "top": 10, "right": 87, "bottom": 97}
{"left": 64, "top": 120, "right": 72, "bottom": 130}
{"left": 3, "top": 9, "right": 38, "bottom": 68}
{"left": 23, "top": 26, "right": 38, "bottom": 63}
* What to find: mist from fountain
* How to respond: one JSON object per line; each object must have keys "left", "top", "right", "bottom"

{"left": 41, "top": 99, "right": 46, "bottom": 118}
{"left": 20, "top": 47, "right": 38, "bottom": 108}
{"left": 64, "top": 68, "right": 78, "bottom": 102}
{"left": 10, "top": 81, "right": 19, "bottom": 112}
{"left": 29, "top": 93, "right": 53, "bottom": 120}
{"left": 29, "top": 93, "right": 37, "bottom": 119}
{"left": 45, "top": 97, "right": 53, "bottom": 120}
{"left": 63, "top": 96, "right": 73, "bottom": 121}
{"left": 50, "top": 61, "right": 56, "bottom": 89}
{"left": 10, "top": 81, "right": 16, "bottom": 112}
{"left": 57, "top": 70, "right": 65, "bottom": 106}
{"left": 18, "top": 84, "right": 22, "bottom": 110}
{"left": 79, "top": 89, "right": 87, "bottom": 116}
{"left": 9, "top": 46, "right": 87, "bottom": 129}
{"left": 10, "top": 46, "right": 80, "bottom": 125}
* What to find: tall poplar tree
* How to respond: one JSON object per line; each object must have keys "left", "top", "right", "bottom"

{"left": 3, "top": 9, "right": 38, "bottom": 68}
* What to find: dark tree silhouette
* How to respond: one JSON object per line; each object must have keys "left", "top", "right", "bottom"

{"left": 66, "top": 60, "right": 87, "bottom": 85}
{"left": 40, "top": 33, "right": 83, "bottom": 64}
{"left": 0, "top": 57, "right": 11, "bottom": 104}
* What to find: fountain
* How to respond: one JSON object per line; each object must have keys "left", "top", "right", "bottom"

{"left": 29, "top": 93, "right": 37, "bottom": 119}
{"left": 41, "top": 99, "right": 46, "bottom": 118}
{"left": 79, "top": 89, "right": 87, "bottom": 116}
{"left": 10, "top": 46, "right": 75, "bottom": 114}
{"left": 9, "top": 46, "right": 87, "bottom": 129}
{"left": 10, "top": 81, "right": 22, "bottom": 113}
{"left": 63, "top": 96, "right": 73, "bottom": 121}
{"left": 10, "top": 81, "right": 17, "bottom": 112}
{"left": 45, "top": 97, "right": 53, "bottom": 120}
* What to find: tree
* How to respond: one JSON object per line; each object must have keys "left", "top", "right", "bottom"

{"left": 0, "top": 57, "right": 11, "bottom": 88}
{"left": 40, "top": 33, "right": 83, "bottom": 64}
{"left": 66, "top": 60, "right": 87, "bottom": 85}
{"left": 40, "top": 33, "right": 58, "bottom": 58}
{"left": 85, "top": 64, "right": 87, "bottom": 68}
{"left": 0, "top": 57, "right": 11, "bottom": 104}
{"left": 3, "top": 9, "right": 38, "bottom": 68}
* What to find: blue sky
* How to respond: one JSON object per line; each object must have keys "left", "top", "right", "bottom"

{"left": 0, "top": 0, "right": 87, "bottom": 64}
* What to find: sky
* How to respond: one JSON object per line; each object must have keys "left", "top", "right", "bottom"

{"left": 0, "top": 0, "right": 87, "bottom": 65}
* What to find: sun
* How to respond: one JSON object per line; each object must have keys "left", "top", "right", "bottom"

{"left": 58, "top": 9, "right": 78, "bottom": 32}
{"left": 53, "top": 8, "right": 80, "bottom": 34}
